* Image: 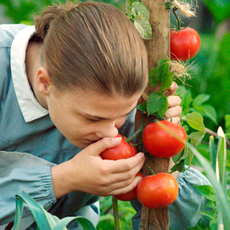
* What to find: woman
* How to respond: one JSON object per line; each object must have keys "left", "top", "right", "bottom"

{"left": 0, "top": 1, "right": 209, "bottom": 229}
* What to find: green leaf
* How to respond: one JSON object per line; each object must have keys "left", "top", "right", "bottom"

{"left": 209, "top": 219, "right": 218, "bottom": 229}
{"left": 170, "top": 159, "right": 186, "bottom": 173}
{"left": 147, "top": 92, "right": 168, "bottom": 117}
{"left": 148, "top": 58, "right": 173, "bottom": 90}
{"left": 192, "top": 94, "right": 210, "bottom": 106}
{"left": 156, "top": 96, "right": 169, "bottom": 119}
{"left": 136, "top": 102, "right": 147, "bottom": 112}
{"left": 134, "top": 17, "right": 152, "bottom": 40}
{"left": 209, "top": 136, "right": 216, "bottom": 171}
{"left": 160, "top": 65, "right": 173, "bottom": 91}
{"left": 186, "top": 112, "right": 206, "bottom": 133}
{"left": 43, "top": 210, "right": 61, "bottom": 228}
{"left": 189, "top": 131, "right": 205, "bottom": 147}
{"left": 188, "top": 131, "right": 205, "bottom": 162}
{"left": 225, "top": 115, "right": 230, "bottom": 133}
{"left": 202, "top": 105, "right": 218, "bottom": 124}
{"left": 132, "top": 2, "right": 150, "bottom": 20}
{"left": 199, "top": 210, "right": 216, "bottom": 220}
{"left": 194, "top": 185, "right": 216, "bottom": 201}
{"left": 187, "top": 131, "right": 205, "bottom": 167}
{"left": 216, "top": 127, "right": 227, "bottom": 188}
{"left": 201, "top": 0, "right": 230, "bottom": 23}
{"left": 13, "top": 191, "right": 51, "bottom": 230}
{"left": 181, "top": 88, "right": 192, "bottom": 113}
{"left": 132, "top": 2, "right": 152, "bottom": 39}
{"left": 149, "top": 68, "right": 160, "bottom": 88}
{"left": 187, "top": 143, "right": 230, "bottom": 228}
{"left": 53, "top": 216, "right": 96, "bottom": 230}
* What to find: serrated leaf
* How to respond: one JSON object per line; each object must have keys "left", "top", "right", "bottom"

{"left": 149, "top": 68, "right": 160, "bottom": 88}
{"left": 186, "top": 112, "right": 206, "bottom": 133}
{"left": 132, "top": 2, "right": 150, "bottom": 20}
{"left": 133, "top": 17, "right": 152, "bottom": 39}
{"left": 156, "top": 96, "right": 168, "bottom": 119}
{"left": 147, "top": 92, "right": 168, "bottom": 116}
{"left": 192, "top": 94, "right": 211, "bottom": 106}
{"left": 161, "top": 72, "right": 173, "bottom": 91}
{"left": 158, "top": 59, "right": 173, "bottom": 91}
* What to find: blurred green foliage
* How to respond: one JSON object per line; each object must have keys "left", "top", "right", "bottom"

{"left": 202, "top": 0, "right": 230, "bottom": 23}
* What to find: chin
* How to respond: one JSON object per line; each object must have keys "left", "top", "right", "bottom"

{"left": 70, "top": 139, "right": 90, "bottom": 149}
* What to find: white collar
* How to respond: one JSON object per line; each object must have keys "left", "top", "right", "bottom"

{"left": 11, "top": 25, "right": 49, "bottom": 122}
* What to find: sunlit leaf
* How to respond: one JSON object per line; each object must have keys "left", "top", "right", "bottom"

{"left": 186, "top": 112, "right": 206, "bottom": 133}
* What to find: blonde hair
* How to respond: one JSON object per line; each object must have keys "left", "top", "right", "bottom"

{"left": 34, "top": 1, "right": 148, "bottom": 97}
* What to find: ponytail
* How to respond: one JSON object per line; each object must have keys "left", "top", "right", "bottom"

{"left": 34, "top": 1, "right": 75, "bottom": 40}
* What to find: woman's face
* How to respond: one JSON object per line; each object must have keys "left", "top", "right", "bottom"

{"left": 47, "top": 87, "right": 141, "bottom": 149}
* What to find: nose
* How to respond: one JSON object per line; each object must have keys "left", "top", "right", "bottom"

{"left": 96, "top": 121, "right": 119, "bottom": 138}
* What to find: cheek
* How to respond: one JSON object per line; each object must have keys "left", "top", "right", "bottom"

{"left": 116, "top": 117, "right": 128, "bottom": 129}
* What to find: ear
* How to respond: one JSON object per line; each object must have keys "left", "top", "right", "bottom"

{"left": 36, "top": 67, "right": 52, "bottom": 96}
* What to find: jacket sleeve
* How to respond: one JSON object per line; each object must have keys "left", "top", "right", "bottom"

{"left": 131, "top": 167, "right": 211, "bottom": 230}
{"left": 0, "top": 151, "right": 57, "bottom": 225}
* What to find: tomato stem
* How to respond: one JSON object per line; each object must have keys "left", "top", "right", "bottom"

{"left": 112, "top": 196, "right": 120, "bottom": 230}
{"left": 144, "top": 162, "right": 155, "bottom": 175}
{"left": 126, "top": 116, "right": 145, "bottom": 143}
{"left": 172, "top": 7, "right": 181, "bottom": 31}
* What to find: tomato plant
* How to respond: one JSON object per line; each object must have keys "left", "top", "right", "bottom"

{"left": 170, "top": 27, "right": 201, "bottom": 61}
{"left": 100, "top": 134, "right": 137, "bottom": 160}
{"left": 142, "top": 120, "right": 187, "bottom": 158}
{"left": 136, "top": 173, "right": 179, "bottom": 209}
{"left": 114, "top": 172, "right": 143, "bottom": 201}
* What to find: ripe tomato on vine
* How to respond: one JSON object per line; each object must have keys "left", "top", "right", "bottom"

{"left": 170, "top": 27, "right": 201, "bottom": 61}
{"left": 100, "top": 134, "right": 137, "bottom": 160}
{"left": 136, "top": 173, "right": 179, "bottom": 209}
{"left": 142, "top": 120, "right": 187, "bottom": 158}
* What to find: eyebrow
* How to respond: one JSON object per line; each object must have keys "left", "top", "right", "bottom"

{"left": 83, "top": 105, "right": 137, "bottom": 120}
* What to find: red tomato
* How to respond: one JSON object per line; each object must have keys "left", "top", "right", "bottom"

{"left": 143, "top": 120, "right": 187, "bottom": 158}
{"left": 114, "top": 172, "right": 143, "bottom": 201}
{"left": 100, "top": 134, "right": 137, "bottom": 160}
{"left": 170, "top": 27, "right": 201, "bottom": 61}
{"left": 136, "top": 173, "right": 179, "bottom": 209}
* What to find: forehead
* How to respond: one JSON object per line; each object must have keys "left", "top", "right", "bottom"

{"left": 62, "top": 88, "right": 141, "bottom": 118}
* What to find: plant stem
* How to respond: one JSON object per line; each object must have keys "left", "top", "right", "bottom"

{"left": 126, "top": 116, "right": 145, "bottom": 143}
{"left": 144, "top": 162, "right": 155, "bottom": 175}
{"left": 112, "top": 197, "right": 120, "bottom": 230}
{"left": 172, "top": 7, "right": 181, "bottom": 31}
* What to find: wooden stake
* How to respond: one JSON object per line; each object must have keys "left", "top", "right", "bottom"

{"left": 139, "top": 0, "right": 171, "bottom": 229}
